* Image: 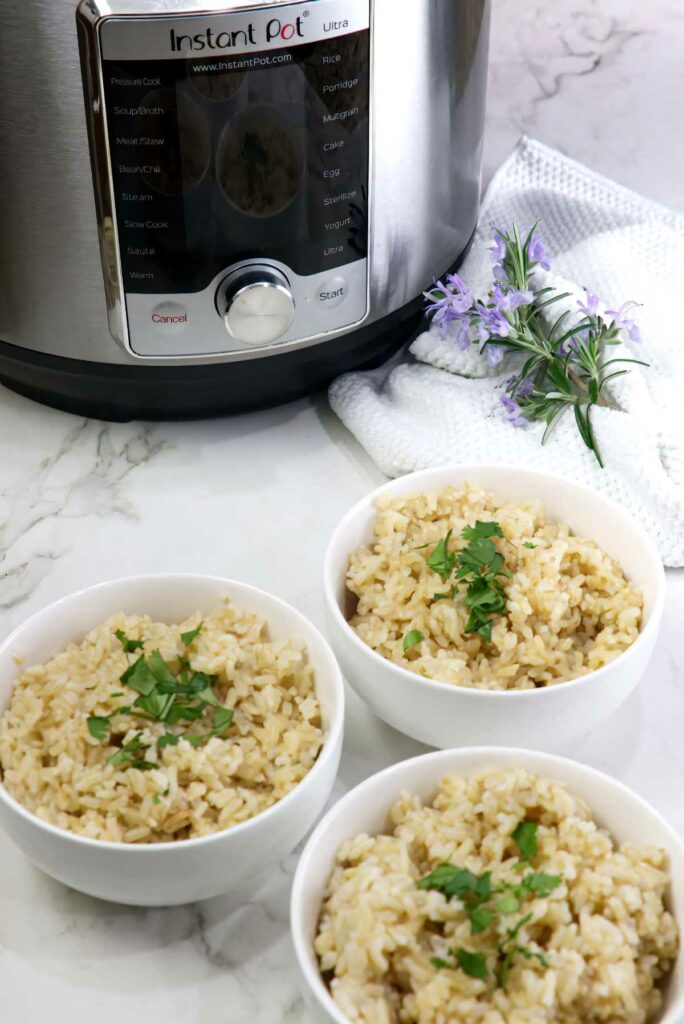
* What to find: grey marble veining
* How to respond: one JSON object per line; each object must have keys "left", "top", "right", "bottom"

{"left": 1, "top": 2, "right": 684, "bottom": 1021}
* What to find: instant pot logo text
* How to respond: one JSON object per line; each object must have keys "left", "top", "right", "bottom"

{"left": 169, "top": 16, "right": 306, "bottom": 53}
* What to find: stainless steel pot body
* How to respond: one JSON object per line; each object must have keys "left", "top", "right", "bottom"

{"left": 0, "top": 0, "right": 489, "bottom": 369}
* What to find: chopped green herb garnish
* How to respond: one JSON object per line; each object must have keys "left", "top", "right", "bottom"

{"left": 403, "top": 629, "right": 424, "bottom": 652}
{"left": 115, "top": 629, "right": 144, "bottom": 653}
{"left": 427, "top": 529, "right": 457, "bottom": 580}
{"left": 512, "top": 820, "right": 538, "bottom": 863}
{"left": 180, "top": 623, "right": 203, "bottom": 646}
{"left": 87, "top": 715, "right": 110, "bottom": 741}
{"left": 158, "top": 732, "right": 180, "bottom": 749}
{"left": 456, "top": 948, "right": 488, "bottom": 980}
{"left": 110, "top": 691, "right": 124, "bottom": 698}
{"left": 461, "top": 521, "right": 504, "bottom": 542}
{"left": 468, "top": 905, "right": 494, "bottom": 934}
{"left": 496, "top": 891, "right": 520, "bottom": 915}
{"left": 522, "top": 871, "right": 561, "bottom": 897}
{"left": 212, "top": 706, "right": 234, "bottom": 735}
{"left": 418, "top": 861, "right": 559, "bottom": 986}
{"left": 417, "top": 864, "right": 490, "bottom": 899}
{"left": 148, "top": 650, "right": 178, "bottom": 688}
{"left": 522, "top": 541, "right": 536, "bottom": 549}
{"left": 134, "top": 689, "right": 175, "bottom": 721}
{"left": 88, "top": 646, "right": 234, "bottom": 763}
{"left": 107, "top": 733, "right": 157, "bottom": 770}
{"left": 120, "top": 655, "right": 157, "bottom": 696}
{"left": 425, "top": 522, "right": 509, "bottom": 642}
{"left": 503, "top": 911, "right": 533, "bottom": 944}
{"left": 430, "top": 956, "right": 449, "bottom": 970}
{"left": 152, "top": 793, "right": 161, "bottom": 805}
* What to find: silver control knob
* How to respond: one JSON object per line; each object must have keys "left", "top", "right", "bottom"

{"left": 217, "top": 266, "right": 295, "bottom": 346}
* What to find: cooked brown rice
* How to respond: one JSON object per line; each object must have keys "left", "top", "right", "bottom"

{"left": 315, "top": 768, "right": 678, "bottom": 1024}
{"left": 0, "top": 602, "right": 323, "bottom": 843}
{"left": 347, "top": 482, "right": 642, "bottom": 690}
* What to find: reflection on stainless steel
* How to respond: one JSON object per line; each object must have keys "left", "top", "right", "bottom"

{"left": 136, "top": 89, "right": 210, "bottom": 195}
{"left": 0, "top": 0, "right": 490, "bottom": 366}
{"left": 187, "top": 64, "right": 245, "bottom": 101}
{"left": 216, "top": 105, "right": 304, "bottom": 217}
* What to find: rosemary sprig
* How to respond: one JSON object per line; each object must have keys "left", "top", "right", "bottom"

{"left": 424, "top": 222, "right": 647, "bottom": 467}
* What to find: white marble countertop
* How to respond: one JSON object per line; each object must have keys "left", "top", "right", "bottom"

{"left": 2, "top": 1, "right": 683, "bottom": 1020}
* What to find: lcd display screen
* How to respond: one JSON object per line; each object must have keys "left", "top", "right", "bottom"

{"left": 102, "top": 29, "right": 370, "bottom": 294}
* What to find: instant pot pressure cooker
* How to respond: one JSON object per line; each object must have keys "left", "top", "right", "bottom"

{"left": 0, "top": 0, "right": 490, "bottom": 419}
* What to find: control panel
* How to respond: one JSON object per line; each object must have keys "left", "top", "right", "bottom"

{"left": 85, "top": 0, "right": 371, "bottom": 358}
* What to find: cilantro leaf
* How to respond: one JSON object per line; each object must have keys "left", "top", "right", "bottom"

{"left": 430, "top": 956, "right": 449, "bottom": 970}
{"left": 403, "top": 629, "right": 424, "bottom": 652}
{"left": 522, "top": 872, "right": 561, "bottom": 897}
{"left": 503, "top": 912, "right": 533, "bottom": 944}
{"left": 120, "top": 655, "right": 157, "bottom": 696}
{"left": 180, "top": 623, "right": 203, "bottom": 646}
{"left": 158, "top": 732, "right": 180, "bottom": 749}
{"left": 517, "top": 946, "right": 548, "bottom": 966}
{"left": 457, "top": 536, "right": 498, "bottom": 573}
{"left": 418, "top": 865, "right": 491, "bottom": 902}
{"left": 456, "top": 948, "right": 488, "bottom": 980}
{"left": 496, "top": 892, "right": 520, "bottom": 915}
{"left": 461, "top": 521, "right": 504, "bottom": 542}
{"left": 512, "top": 820, "right": 538, "bottom": 863}
{"left": 522, "top": 541, "right": 536, "bottom": 549}
{"left": 107, "top": 733, "right": 157, "bottom": 770}
{"left": 134, "top": 690, "right": 175, "bottom": 721}
{"left": 164, "top": 699, "right": 206, "bottom": 725}
{"left": 427, "top": 530, "right": 456, "bottom": 580}
{"left": 115, "top": 629, "right": 144, "bottom": 653}
{"left": 87, "top": 715, "right": 110, "bottom": 741}
{"left": 152, "top": 793, "right": 161, "bottom": 805}
{"left": 148, "top": 650, "right": 178, "bottom": 688}
{"left": 212, "top": 706, "right": 234, "bottom": 735}
{"left": 468, "top": 905, "right": 493, "bottom": 934}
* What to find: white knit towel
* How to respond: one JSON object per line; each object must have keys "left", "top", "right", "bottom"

{"left": 329, "top": 138, "right": 684, "bottom": 565}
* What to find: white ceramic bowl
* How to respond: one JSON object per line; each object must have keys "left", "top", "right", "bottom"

{"left": 323, "top": 465, "right": 665, "bottom": 751}
{"left": 291, "top": 747, "right": 684, "bottom": 1024}
{"left": 0, "top": 574, "right": 344, "bottom": 906}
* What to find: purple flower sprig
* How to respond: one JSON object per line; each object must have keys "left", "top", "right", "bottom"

{"left": 423, "top": 223, "right": 648, "bottom": 468}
